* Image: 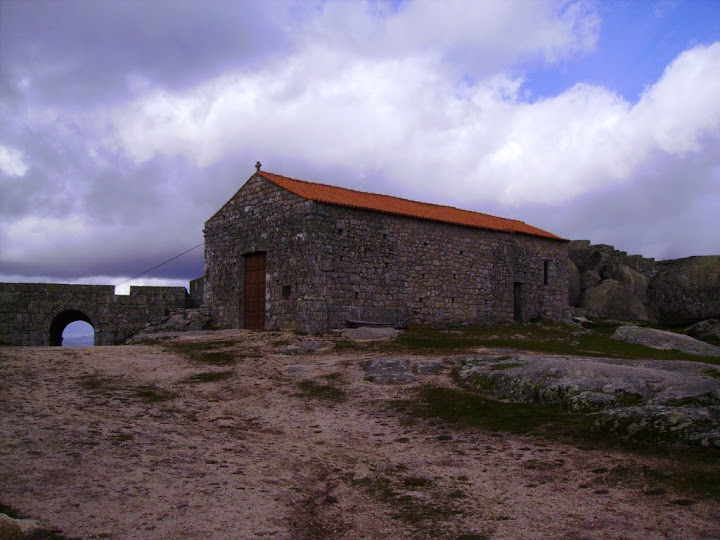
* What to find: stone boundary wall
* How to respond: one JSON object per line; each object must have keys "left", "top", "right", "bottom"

{"left": 0, "top": 283, "right": 188, "bottom": 346}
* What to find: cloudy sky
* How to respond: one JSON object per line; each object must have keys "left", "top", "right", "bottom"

{"left": 1, "top": 0, "right": 720, "bottom": 293}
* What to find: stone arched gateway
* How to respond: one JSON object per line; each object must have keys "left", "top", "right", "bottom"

{"left": 0, "top": 283, "right": 189, "bottom": 346}
{"left": 48, "top": 309, "right": 95, "bottom": 346}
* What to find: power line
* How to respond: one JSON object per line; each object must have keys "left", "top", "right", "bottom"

{"left": 115, "top": 243, "right": 204, "bottom": 287}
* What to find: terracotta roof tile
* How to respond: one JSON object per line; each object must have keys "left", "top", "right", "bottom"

{"left": 258, "top": 171, "right": 565, "bottom": 241}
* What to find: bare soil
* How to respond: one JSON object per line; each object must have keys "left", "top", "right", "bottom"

{"left": 1, "top": 330, "right": 719, "bottom": 539}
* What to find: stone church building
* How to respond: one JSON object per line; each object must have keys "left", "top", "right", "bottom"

{"left": 202, "top": 169, "right": 569, "bottom": 334}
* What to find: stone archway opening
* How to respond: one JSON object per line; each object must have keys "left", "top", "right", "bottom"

{"left": 49, "top": 310, "right": 94, "bottom": 346}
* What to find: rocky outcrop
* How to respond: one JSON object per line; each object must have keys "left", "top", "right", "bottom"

{"left": 126, "top": 308, "right": 213, "bottom": 343}
{"left": 647, "top": 256, "right": 720, "bottom": 326}
{"left": 580, "top": 280, "right": 648, "bottom": 321}
{"left": 458, "top": 354, "right": 720, "bottom": 447}
{"left": 569, "top": 240, "right": 720, "bottom": 326}
{"left": 569, "top": 240, "right": 655, "bottom": 322}
{"left": 685, "top": 319, "right": 720, "bottom": 342}
{"left": 612, "top": 325, "right": 720, "bottom": 357}
{"left": 360, "top": 358, "right": 444, "bottom": 384}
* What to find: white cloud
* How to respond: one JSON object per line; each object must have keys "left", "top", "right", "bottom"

{"left": 0, "top": 145, "right": 29, "bottom": 177}
{"left": 105, "top": 27, "right": 720, "bottom": 207}
{"left": 304, "top": 0, "right": 600, "bottom": 72}
{"left": 627, "top": 42, "right": 720, "bottom": 156}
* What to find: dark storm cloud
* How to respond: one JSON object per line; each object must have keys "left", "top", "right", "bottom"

{"left": 0, "top": 0, "right": 295, "bottom": 107}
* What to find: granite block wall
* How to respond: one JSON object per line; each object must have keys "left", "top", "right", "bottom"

{"left": 0, "top": 283, "right": 188, "bottom": 346}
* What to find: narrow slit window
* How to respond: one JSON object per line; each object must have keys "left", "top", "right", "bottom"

{"left": 282, "top": 285, "right": 292, "bottom": 299}
{"left": 543, "top": 260, "right": 550, "bottom": 285}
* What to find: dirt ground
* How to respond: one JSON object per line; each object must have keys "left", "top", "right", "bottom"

{"left": 1, "top": 330, "right": 719, "bottom": 539}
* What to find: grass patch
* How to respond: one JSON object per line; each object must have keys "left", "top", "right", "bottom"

{"left": 396, "top": 384, "right": 720, "bottom": 499}
{"left": 133, "top": 384, "right": 176, "bottom": 402}
{"left": 0, "top": 502, "right": 23, "bottom": 518}
{"left": 398, "top": 385, "right": 595, "bottom": 437}
{"left": 376, "top": 323, "right": 720, "bottom": 365}
{"left": 165, "top": 341, "right": 240, "bottom": 366}
{"left": 401, "top": 476, "right": 432, "bottom": 488}
{"left": 182, "top": 370, "right": 234, "bottom": 384}
{"left": 296, "top": 380, "right": 346, "bottom": 403}
{"left": 352, "top": 469, "right": 464, "bottom": 529}
{"left": 490, "top": 362, "right": 523, "bottom": 371}
{"left": 77, "top": 374, "right": 114, "bottom": 391}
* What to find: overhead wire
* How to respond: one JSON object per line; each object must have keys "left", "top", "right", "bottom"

{"left": 115, "top": 242, "right": 204, "bottom": 287}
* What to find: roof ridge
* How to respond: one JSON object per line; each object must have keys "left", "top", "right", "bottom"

{"left": 255, "top": 170, "right": 564, "bottom": 241}
{"left": 258, "top": 170, "right": 528, "bottom": 226}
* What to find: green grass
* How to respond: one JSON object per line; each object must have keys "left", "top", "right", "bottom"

{"left": 133, "top": 384, "right": 176, "bottom": 402}
{"left": 372, "top": 323, "right": 720, "bottom": 365}
{"left": 352, "top": 469, "right": 464, "bottom": 527}
{"left": 395, "top": 384, "right": 720, "bottom": 499}
{"left": 398, "top": 385, "right": 595, "bottom": 437}
{"left": 77, "top": 374, "right": 176, "bottom": 403}
{"left": 77, "top": 373, "right": 116, "bottom": 391}
{"left": 165, "top": 340, "right": 240, "bottom": 365}
{"left": 490, "top": 362, "right": 523, "bottom": 371}
{"left": 0, "top": 502, "right": 22, "bottom": 518}
{"left": 182, "top": 370, "right": 234, "bottom": 384}
{"left": 296, "top": 380, "right": 347, "bottom": 403}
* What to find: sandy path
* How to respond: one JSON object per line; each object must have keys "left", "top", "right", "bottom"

{"left": 1, "top": 331, "right": 719, "bottom": 539}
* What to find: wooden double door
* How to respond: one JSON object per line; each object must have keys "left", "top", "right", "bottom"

{"left": 243, "top": 252, "right": 266, "bottom": 330}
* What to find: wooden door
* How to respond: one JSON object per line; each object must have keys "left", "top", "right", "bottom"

{"left": 244, "top": 252, "right": 266, "bottom": 330}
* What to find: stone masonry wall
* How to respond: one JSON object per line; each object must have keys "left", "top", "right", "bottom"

{"left": 203, "top": 175, "right": 322, "bottom": 331}
{"left": 313, "top": 204, "right": 568, "bottom": 329}
{"left": 0, "top": 283, "right": 188, "bottom": 346}
{"left": 204, "top": 174, "right": 569, "bottom": 333}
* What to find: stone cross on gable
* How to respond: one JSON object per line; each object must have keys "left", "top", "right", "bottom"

{"left": 255, "top": 161, "right": 262, "bottom": 172}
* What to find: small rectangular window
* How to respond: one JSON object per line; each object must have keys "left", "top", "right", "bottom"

{"left": 282, "top": 285, "right": 292, "bottom": 299}
{"left": 543, "top": 260, "right": 550, "bottom": 285}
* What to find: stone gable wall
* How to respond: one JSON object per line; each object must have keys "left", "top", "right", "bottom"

{"left": 203, "top": 175, "right": 321, "bottom": 331}
{"left": 204, "top": 174, "right": 569, "bottom": 333}
{"left": 0, "top": 283, "right": 188, "bottom": 346}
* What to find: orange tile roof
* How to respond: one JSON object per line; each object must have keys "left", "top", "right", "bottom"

{"left": 258, "top": 171, "right": 565, "bottom": 241}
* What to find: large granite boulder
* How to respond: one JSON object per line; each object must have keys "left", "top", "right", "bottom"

{"left": 568, "top": 240, "right": 595, "bottom": 269}
{"left": 580, "top": 269, "right": 601, "bottom": 290}
{"left": 602, "top": 263, "right": 649, "bottom": 303}
{"left": 612, "top": 325, "right": 720, "bottom": 357}
{"left": 579, "top": 280, "right": 649, "bottom": 321}
{"left": 648, "top": 256, "right": 720, "bottom": 326}
{"left": 568, "top": 259, "right": 581, "bottom": 307}
{"left": 685, "top": 319, "right": 720, "bottom": 342}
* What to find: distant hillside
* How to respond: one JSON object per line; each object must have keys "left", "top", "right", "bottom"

{"left": 63, "top": 335, "right": 94, "bottom": 346}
